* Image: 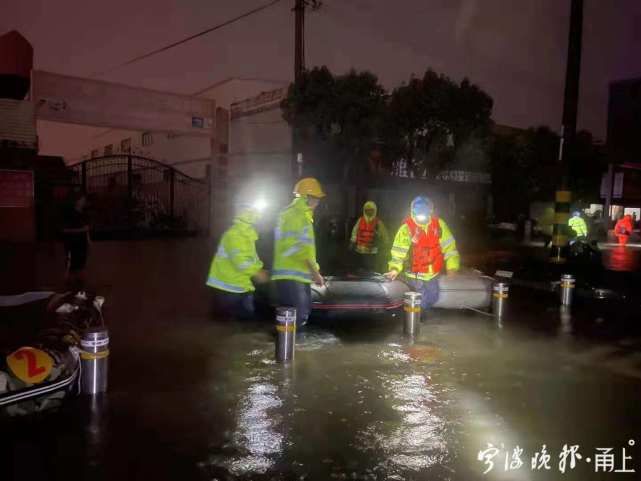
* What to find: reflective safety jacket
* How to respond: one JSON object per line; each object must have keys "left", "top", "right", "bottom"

{"left": 568, "top": 216, "right": 588, "bottom": 237}
{"left": 206, "top": 212, "right": 263, "bottom": 293}
{"left": 272, "top": 197, "right": 318, "bottom": 283}
{"left": 388, "top": 215, "right": 460, "bottom": 282}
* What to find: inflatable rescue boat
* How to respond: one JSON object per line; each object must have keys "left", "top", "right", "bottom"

{"left": 311, "top": 269, "right": 494, "bottom": 312}
{"left": 0, "top": 291, "right": 104, "bottom": 416}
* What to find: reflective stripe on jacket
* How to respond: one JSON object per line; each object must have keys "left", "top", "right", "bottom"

{"left": 568, "top": 216, "right": 588, "bottom": 237}
{"left": 206, "top": 216, "right": 263, "bottom": 293}
{"left": 388, "top": 216, "right": 460, "bottom": 282}
{"left": 272, "top": 197, "right": 318, "bottom": 283}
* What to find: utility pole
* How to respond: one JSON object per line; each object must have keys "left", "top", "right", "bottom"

{"left": 292, "top": 0, "right": 321, "bottom": 178}
{"left": 294, "top": 0, "right": 305, "bottom": 83}
{"left": 294, "top": 0, "right": 320, "bottom": 83}
{"left": 550, "top": 0, "right": 583, "bottom": 263}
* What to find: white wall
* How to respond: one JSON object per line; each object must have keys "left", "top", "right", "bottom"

{"left": 82, "top": 128, "right": 210, "bottom": 179}
{"left": 79, "top": 78, "right": 289, "bottom": 180}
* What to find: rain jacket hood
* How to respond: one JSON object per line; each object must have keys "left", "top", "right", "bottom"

{"left": 234, "top": 207, "right": 260, "bottom": 227}
{"left": 363, "top": 201, "right": 377, "bottom": 223}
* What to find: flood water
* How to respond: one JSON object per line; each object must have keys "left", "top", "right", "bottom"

{"left": 602, "top": 244, "right": 641, "bottom": 272}
{"left": 4, "top": 239, "right": 641, "bottom": 481}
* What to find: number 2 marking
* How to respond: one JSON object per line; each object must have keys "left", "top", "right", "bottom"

{"left": 15, "top": 349, "right": 46, "bottom": 378}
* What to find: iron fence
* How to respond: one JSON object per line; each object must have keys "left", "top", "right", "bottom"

{"left": 69, "top": 155, "right": 209, "bottom": 236}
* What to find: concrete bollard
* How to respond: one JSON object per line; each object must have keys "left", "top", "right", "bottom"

{"left": 492, "top": 282, "right": 509, "bottom": 319}
{"left": 275, "top": 307, "right": 296, "bottom": 363}
{"left": 80, "top": 327, "right": 109, "bottom": 395}
{"left": 560, "top": 274, "right": 575, "bottom": 306}
{"left": 403, "top": 292, "right": 422, "bottom": 336}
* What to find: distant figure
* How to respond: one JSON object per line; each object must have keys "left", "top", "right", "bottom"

{"left": 615, "top": 214, "right": 634, "bottom": 246}
{"left": 385, "top": 196, "right": 460, "bottom": 318}
{"left": 61, "top": 192, "right": 90, "bottom": 289}
{"left": 568, "top": 211, "right": 588, "bottom": 242}
{"left": 350, "top": 201, "right": 389, "bottom": 273}
{"left": 206, "top": 197, "right": 269, "bottom": 320}
{"left": 272, "top": 177, "right": 326, "bottom": 328}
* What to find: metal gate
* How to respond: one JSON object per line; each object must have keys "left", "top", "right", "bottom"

{"left": 70, "top": 155, "right": 209, "bottom": 237}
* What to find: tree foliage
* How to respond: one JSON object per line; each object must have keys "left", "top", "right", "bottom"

{"left": 281, "top": 66, "right": 386, "bottom": 180}
{"left": 490, "top": 126, "right": 606, "bottom": 221}
{"left": 281, "top": 66, "right": 603, "bottom": 220}
{"left": 281, "top": 66, "right": 493, "bottom": 180}
{"left": 382, "top": 70, "right": 493, "bottom": 177}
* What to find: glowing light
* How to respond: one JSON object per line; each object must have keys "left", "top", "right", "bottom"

{"left": 252, "top": 199, "right": 267, "bottom": 211}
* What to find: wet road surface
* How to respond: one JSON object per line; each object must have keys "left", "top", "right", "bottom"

{"left": 3, "top": 239, "right": 641, "bottom": 481}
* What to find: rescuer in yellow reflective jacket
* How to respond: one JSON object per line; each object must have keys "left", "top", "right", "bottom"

{"left": 568, "top": 211, "right": 588, "bottom": 240}
{"left": 206, "top": 200, "right": 269, "bottom": 319}
{"left": 350, "top": 201, "right": 389, "bottom": 272}
{"left": 385, "top": 196, "right": 460, "bottom": 315}
{"left": 272, "top": 177, "right": 326, "bottom": 327}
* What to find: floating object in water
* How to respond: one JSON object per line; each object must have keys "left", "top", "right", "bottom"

{"left": 1, "top": 290, "right": 106, "bottom": 415}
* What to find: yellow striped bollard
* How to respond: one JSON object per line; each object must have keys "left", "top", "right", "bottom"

{"left": 403, "top": 292, "right": 422, "bottom": 337}
{"left": 275, "top": 307, "right": 296, "bottom": 363}
{"left": 492, "top": 283, "right": 509, "bottom": 319}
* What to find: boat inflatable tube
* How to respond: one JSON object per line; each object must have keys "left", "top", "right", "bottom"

{"left": 312, "top": 275, "right": 408, "bottom": 311}
{"left": 311, "top": 270, "right": 493, "bottom": 312}
{"left": 432, "top": 270, "right": 493, "bottom": 309}
{"left": 0, "top": 291, "right": 105, "bottom": 417}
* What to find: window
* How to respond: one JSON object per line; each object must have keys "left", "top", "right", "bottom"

{"left": 142, "top": 132, "right": 153, "bottom": 146}
{"left": 90, "top": 149, "right": 99, "bottom": 159}
{"left": 121, "top": 138, "right": 131, "bottom": 153}
{"left": 104, "top": 144, "right": 113, "bottom": 156}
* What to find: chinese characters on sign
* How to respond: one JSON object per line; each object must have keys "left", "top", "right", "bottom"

{"left": 478, "top": 440, "right": 636, "bottom": 475}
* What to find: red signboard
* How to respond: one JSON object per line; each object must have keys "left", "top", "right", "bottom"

{"left": 0, "top": 169, "right": 34, "bottom": 208}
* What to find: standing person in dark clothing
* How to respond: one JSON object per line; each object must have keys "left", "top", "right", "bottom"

{"left": 62, "top": 192, "right": 90, "bottom": 288}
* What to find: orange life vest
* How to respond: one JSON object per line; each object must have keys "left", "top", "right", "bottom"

{"left": 405, "top": 215, "right": 444, "bottom": 274}
{"left": 356, "top": 216, "right": 379, "bottom": 249}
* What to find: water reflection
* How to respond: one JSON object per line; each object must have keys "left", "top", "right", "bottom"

{"left": 602, "top": 245, "right": 641, "bottom": 272}
{"left": 203, "top": 340, "right": 288, "bottom": 478}
{"left": 355, "top": 343, "right": 452, "bottom": 476}
{"left": 229, "top": 378, "right": 283, "bottom": 474}
{"left": 559, "top": 305, "right": 572, "bottom": 336}
{"left": 384, "top": 374, "right": 448, "bottom": 470}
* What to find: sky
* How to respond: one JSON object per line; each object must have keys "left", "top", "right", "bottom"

{"left": 2, "top": 0, "right": 641, "bottom": 160}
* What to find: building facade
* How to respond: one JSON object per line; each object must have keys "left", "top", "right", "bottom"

{"left": 79, "top": 78, "right": 291, "bottom": 180}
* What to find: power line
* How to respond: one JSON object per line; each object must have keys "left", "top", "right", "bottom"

{"left": 92, "top": 0, "right": 285, "bottom": 77}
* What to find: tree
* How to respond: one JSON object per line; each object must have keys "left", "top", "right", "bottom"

{"left": 382, "top": 70, "right": 493, "bottom": 178}
{"left": 569, "top": 130, "right": 607, "bottom": 205}
{"left": 281, "top": 66, "right": 386, "bottom": 181}
{"left": 490, "top": 126, "right": 605, "bottom": 221}
{"left": 490, "top": 126, "right": 559, "bottom": 221}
